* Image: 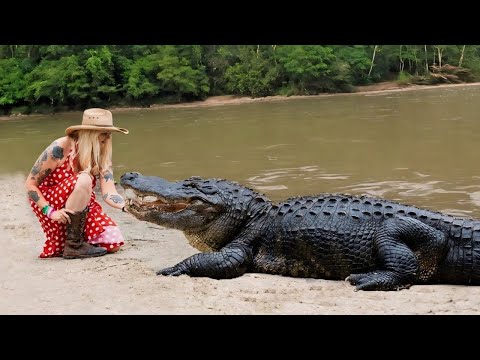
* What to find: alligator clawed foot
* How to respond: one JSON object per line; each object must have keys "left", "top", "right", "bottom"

{"left": 345, "top": 273, "right": 365, "bottom": 285}
{"left": 346, "top": 271, "right": 411, "bottom": 291}
{"left": 156, "top": 266, "right": 184, "bottom": 276}
{"left": 345, "top": 277, "right": 358, "bottom": 291}
{"left": 345, "top": 272, "right": 384, "bottom": 291}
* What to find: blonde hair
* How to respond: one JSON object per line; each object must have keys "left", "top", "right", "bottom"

{"left": 69, "top": 130, "right": 112, "bottom": 176}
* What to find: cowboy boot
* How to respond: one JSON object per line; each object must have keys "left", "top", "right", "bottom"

{"left": 63, "top": 207, "right": 107, "bottom": 259}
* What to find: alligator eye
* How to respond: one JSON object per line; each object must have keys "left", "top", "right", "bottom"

{"left": 184, "top": 180, "right": 217, "bottom": 193}
{"left": 185, "top": 176, "right": 202, "bottom": 181}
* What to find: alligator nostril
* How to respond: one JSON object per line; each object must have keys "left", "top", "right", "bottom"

{"left": 121, "top": 172, "right": 139, "bottom": 182}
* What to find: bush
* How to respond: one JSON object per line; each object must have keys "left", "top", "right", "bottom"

{"left": 10, "top": 105, "right": 31, "bottom": 115}
{"left": 397, "top": 71, "right": 412, "bottom": 85}
{"left": 276, "top": 85, "right": 296, "bottom": 97}
{"left": 30, "top": 104, "right": 54, "bottom": 114}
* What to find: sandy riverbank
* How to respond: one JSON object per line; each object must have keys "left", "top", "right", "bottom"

{"left": 111, "top": 81, "right": 480, "bottom": 112}
{"left": 2, "top": 81, "right": 480, "bottom": 122}
{"left": 2, "top": 173, "right": 480, "bottom": 314}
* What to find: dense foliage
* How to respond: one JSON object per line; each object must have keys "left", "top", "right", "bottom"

{"left": 1, "top": 45, "right": 479, "bottom": 115}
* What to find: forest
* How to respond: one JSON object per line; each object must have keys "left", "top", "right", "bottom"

{"left": 1, "top": 45, "right": 478, "bottom": 115}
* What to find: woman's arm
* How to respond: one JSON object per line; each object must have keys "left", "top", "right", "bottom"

{"left": 99, "top": 161, "right": 126, "bottom": 211}
{"left": 25, "top": 137, "right": 70, "bottom": 211}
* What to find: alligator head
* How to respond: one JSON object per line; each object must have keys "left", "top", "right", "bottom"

{"left": 120, "top": 172, "right": 271, "bottom": 252}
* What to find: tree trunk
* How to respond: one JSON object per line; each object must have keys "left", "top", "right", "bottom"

{"left": 459, "top": 45, "right": 466, "bottom": 67}
{"left": 368, "top": 45, "right": 378, "bottom": 77}
{"left": 399, "top": 45, "right": 404, "bottom": 72}
{"left": 424, "top": 45, "right": 429, "bottom": 74}
{"left": 413, "top": 51, "right": 419, "bottom": 76}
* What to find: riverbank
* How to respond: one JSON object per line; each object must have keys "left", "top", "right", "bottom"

{"left": 2, "top": 173, "right": 480, "bottom": 314}
{"left": 2, "top": 81, "right": 480, "bottom": 121}
{"left": 111, "top": 81, "right": 480, "bottom": 111}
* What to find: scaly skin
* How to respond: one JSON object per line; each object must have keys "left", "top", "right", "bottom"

{"left": 120, "top": 172, "right": 480, "bottom": 291}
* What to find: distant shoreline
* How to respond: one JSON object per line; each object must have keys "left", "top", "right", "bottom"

{"left": 2, "top": 81, "right": 480, "bottom": 122}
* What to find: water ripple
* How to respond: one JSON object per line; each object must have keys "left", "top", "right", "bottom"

{"left": 247, "top": 166, "right": 350, "bottom": 193}
{"left": 340, "top": 180, "right": 464, "bottom": 198}
{"left": 248, "top": 166, "right": 349, "bottom": 185}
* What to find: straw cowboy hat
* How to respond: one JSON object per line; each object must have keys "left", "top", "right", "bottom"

{"left": 65, "top": 108, "right": 129, "bottom": 135}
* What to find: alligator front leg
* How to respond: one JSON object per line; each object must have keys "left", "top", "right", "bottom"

{"left": 157, "top": 245, "right": 253, "bottom": 279}
{"left": 346, "top": 216, "right": 447, "bottom": 291}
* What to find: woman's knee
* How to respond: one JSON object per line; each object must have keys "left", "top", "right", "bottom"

{"left": 75, "top": 172, "right": 94, "bottom": 192}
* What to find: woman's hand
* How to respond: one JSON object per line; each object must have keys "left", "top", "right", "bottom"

{"left": 51, "top": 208, "right": 76, "bottom": 224}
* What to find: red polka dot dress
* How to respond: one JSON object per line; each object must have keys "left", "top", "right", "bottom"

{"left": 30, "top": 153, "right": 125, "bottom": 258}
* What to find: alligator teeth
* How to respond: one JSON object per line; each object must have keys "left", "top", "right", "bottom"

{"left": 156, "top": 203, "right": 188, "bottom": 213}
{"left": 124, "top": 188, "right": 137, "bottom": 200}
{"left": 124, "top": 193, "right": 187, "bottom": 213}
{"left": 143, "top": 195, "right": 159, "bottom": 203}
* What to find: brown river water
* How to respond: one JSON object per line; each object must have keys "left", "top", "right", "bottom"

{"left": 2, "top": 84, "right": 480, "bottom": 218}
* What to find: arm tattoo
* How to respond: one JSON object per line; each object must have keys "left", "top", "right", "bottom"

{"left": 102, "top": 193, "right": 108, "bottom": 200}
{"left": 30, "top": 141, "right": 63, "bottom": 179}
{"left": 51, "top": 145, "right": 64, "bottom": 160}
{"left": 109, "top": 194, "right": 124, "bottom": 204}
{"left": 28, "top": 190, "right": 40, "bottom": 202}
{"left": 37, "top": 168, "right": 52, "bottom": 185}
{"left": 103, "top": 170, "right": 114, "bottom": 182}
{"left": 30, "top": 150, "right": 48, "bottom": 176}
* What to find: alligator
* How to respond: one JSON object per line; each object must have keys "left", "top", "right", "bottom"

{"left": 120, "top": 172, "right": 480, "bottom": 291}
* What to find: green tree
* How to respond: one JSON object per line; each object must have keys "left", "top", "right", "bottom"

{"left": 332, "top": 45, "right": 372, "bottom": 84}
{"left": 123, "top": 55, "right": 159, "bottom": 100}
{"left": 460, "top": 46, "right": 480, "bottom": 74}
{"left": 83, "top": 46, "right": 118, "bottom": 104}
{"left": 276, "top": 45, "right": 336, "bottom": 94}
{"left": 0, "top": 58, "right": 27, "bottom": 106}
{"left": 24, "top": 55, "right": 88, "bottom": 107}
{"left": 123, "top": 45, "right": 210, "bottom": 102}
{"left": 224, "top": 47, "right": 280, "bottom": 97}
{"left": 155, "top": 46, "right": 210, "bottom": 100}
{"left": 201, "top": 45, "right": 239, "bottom": 95}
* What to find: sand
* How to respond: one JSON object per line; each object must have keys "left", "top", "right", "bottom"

{"left": 2, "top": 173, "right": 480, "bottom": 315}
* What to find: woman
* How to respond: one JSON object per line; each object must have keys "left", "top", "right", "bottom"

{"left": 25, "top": 108, "right": 130, "bottom": 259}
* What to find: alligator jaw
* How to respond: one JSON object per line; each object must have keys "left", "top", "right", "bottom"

{"left": 124, "top": 188, "right": 188, "bottom": 214}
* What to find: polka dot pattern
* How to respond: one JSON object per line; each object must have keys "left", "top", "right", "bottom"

{"left": 29, "top": 153, "right": 125, "bottom": 258}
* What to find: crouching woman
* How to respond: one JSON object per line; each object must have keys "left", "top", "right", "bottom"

{"left": 25, "top": 108, "right": 130, "bottom": 259}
